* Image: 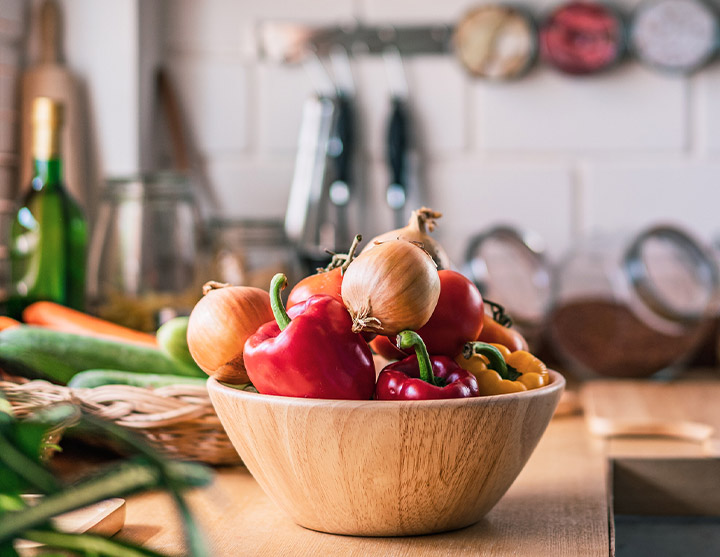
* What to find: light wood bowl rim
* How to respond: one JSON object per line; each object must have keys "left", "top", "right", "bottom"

{"left": 207, "top": 369, "right": 565, "bottom": 407}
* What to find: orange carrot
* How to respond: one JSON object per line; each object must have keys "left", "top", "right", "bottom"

{"left": 0, "top": 316, "right": 21, "bottom": 331}
{"left": 22, "top": 302, "right": 158, "bottom": 347}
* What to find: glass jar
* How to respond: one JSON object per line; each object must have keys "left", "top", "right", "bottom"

{"left": 463, "top": 225, "right": 552, "bottom": 352}
{"left": 548, "top": 225, "right": 719, "bottom": 379}
{"left": 86, "top": 173, "right": 205, "bottom": 332}
{"left": 208, "top": 219, "right": 301, "bottom": 292}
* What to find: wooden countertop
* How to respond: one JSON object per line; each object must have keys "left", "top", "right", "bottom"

{"left": 118, "top": 414, "right": 610, "bottom": 556}
{"left": 64, "top": 376, "right": 720, "bottom": 556}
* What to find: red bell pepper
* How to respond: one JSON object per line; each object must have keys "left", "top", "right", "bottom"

{"left": 375, "top": 330, "right": 479, "bottom": 400}
{"left": 244, "top": 273, "right": 377, "bottom": 400}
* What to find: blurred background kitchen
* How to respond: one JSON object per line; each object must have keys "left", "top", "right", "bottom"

{"left": 4, "top": 0, "right": 720, "bottom": 379}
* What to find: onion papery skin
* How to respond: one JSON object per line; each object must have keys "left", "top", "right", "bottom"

{"left": 362, "top": 207, "right": 452, "bottom": 270}
{"left": 187, "top": 283, "right": 273, "bottom": 384}
{"left": 341, "top": 240, "right": 441, "bottom": 336}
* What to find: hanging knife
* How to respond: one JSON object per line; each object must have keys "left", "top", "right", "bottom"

{"left": 386, "top": 95, "right": 409, "bottom": 229}
{"left": 327, "top": 92, "right": 353, "bottom": 251}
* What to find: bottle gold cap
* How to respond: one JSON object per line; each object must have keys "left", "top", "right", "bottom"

{"left": 32, "top": 97, "right": 64, "bottom": 159}
{"left": 32, "top": 96, "right": 64, "bottom": 126}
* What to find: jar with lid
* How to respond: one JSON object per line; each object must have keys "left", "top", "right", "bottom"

{"left": 209, "top": 219, "right": 301, "bottom": 292}
{"left": 463, "top": 225, "right": 552, "bottom": 352}
{"left": 548, "top": 225, "right": 719, "bottom": 379}
{"left": 87, "top": 173, "right": 206, "bottom": 332}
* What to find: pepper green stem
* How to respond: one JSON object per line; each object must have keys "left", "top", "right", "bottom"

{"left": 270, "top": 273, "right": 291, "bottom": 331}
{"left": 396, "top": 330, "right": 443, "bottom": 386}
{"left": 462, "top": 342, "right": 521, "bottom": 381}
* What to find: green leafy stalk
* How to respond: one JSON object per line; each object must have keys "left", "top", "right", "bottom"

{"left": 66, "top": 415, "right": 212, "bottom": 554}
{"left": 0, "top": 429, "right": 58, "bottom": 495}
{"left": 20, "top": 529, "right": 167, "bottom": 557}
{"left": 166, "top": 488, "right": 208, "bottom": 557}
{"left": 0, "top": 461, "right": 159, "bottom": 544}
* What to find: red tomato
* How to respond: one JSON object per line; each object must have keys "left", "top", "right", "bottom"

{"left": 287, "top": 268, "right": 343, "bottom": 310}
{"left": 370, "top": 270, "right": 485, "bottom": 358}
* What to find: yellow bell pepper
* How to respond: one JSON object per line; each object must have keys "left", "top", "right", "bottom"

{"left": 455, "top": 342, "right": 548, "bottom": 396}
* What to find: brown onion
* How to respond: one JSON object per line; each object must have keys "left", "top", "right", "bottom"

{"left": 341, "top": 240, "right": 441, "bottom": 335}
{"left": 187, "top": 281, "right": 273, "bottom": 384}
{"left": 362, "top": 207, "right": 452, "bottom": 269}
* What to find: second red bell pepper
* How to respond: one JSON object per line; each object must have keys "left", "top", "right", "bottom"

{"left": 244, "top": 273, "right": 377, "bottom": 400}
{"left": 375, "top": 330, "right": 479, "bottom": 400}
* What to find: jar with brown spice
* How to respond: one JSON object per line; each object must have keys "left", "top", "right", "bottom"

{"left": 463, "top": 225, "right": 552, "bottom": 353}
{"left": 548, "top": 225, "right": 719, "bottom": 379}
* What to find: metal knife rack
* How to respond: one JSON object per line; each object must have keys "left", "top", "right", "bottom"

{"left": 258, "top": 22, "right": 454, "bottom": 63}
{"left": 265, "top": 23, "right": 452, "bottom": 273}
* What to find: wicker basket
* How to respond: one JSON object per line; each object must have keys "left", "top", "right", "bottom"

{"left": 0, "top": 379, "right": 241, "bottom": 466}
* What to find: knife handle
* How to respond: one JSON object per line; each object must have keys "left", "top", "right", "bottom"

{"left": 329, "top": 94, "right": 353, "bottom": 197}
{"left": 387, "top": 96, "right": 408, "bottom": 194}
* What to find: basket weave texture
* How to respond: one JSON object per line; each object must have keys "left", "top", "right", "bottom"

{"left": 0, "top": 379, "right": 241, "bottom": 466}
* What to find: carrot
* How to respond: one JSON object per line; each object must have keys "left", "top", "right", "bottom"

{"left": 22, "top": 302, "right": 157, "bottom": 347}
{"left": 0, "top": 316, "right": 21, "bottom": 331}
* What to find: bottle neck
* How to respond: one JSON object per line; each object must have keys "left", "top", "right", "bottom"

{"left": 31, "top": 111, "right": 62, "bottom": 190}
{"left": 32, "top": 157, "right": 63, "bottom": 191}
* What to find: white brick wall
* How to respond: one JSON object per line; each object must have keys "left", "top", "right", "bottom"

{"left": 159, "top": 0, "right": 720, "bottom": 264}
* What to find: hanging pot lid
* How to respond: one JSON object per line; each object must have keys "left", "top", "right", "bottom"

{"left": 463, "top": 226, "right": 552, "bottom": 328}
{"left": 539, "top": 0, "right": 627, "bottom": 75}
{"left": 454, "top": 5, "right": 538, "bottom": 80}
{"left": 623, "top": 224, "right": 719, "bottom": 322}
{"left": 630, "top": 0, "right": 719, "bottom": 73}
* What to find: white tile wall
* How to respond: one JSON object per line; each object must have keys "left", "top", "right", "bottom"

{"left": 696, "top": 65, "right": 720, "bottom": 154}
{"left": 152, "top": 0, "right": 720, "bottom": 258}
{"left": 358, "top": 0, "right": 476, "bottom": 24}
{"left": 163, "top": 0, "right": 249, "bottom": 56}
{"left": 355, "top": 55, "right": 467, "bottom": 159}
{"left": 207, "top": 155, "right": 296, "bottom": 219}
{"left": 168, "top": 58, "right": 250, "bottom": 155}
{"left": 256, "top": 63, "right": 314, "bottom": 154}
{"left": 475, "top": 65, "right": 688, "bottom": 152}
{"left": 425, "top": 159, "right": 574, "bottom": 263}
{"left": 583, "top": 162, "right": 720, "bottom": 241}
{"left": 0, "top": 0, "right": 24, "bottom": 41}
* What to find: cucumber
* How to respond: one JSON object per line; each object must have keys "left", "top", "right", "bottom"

{"left": 156, "top": 316, "right": 202, "bottom": 372}
{"left": 68, "top": 369, "right": 208, "bottom": 389}
{"left": 0, "top": 326, "right": 205, "bottom": 384}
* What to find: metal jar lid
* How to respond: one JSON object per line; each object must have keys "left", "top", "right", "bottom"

{"left": 623, "top": 224, "right": 719, "bottom": 322}
{"left": 463, "top": 225, "right": 552, "bottom": 328}
{"left": 540, "top": 0, "right": 627, "bottom": 75}
{"left": 630, "top": 0, "right": 719, "bottom": 73}
{"left": 454, "top": 5, "right": 538, "bottom": 80}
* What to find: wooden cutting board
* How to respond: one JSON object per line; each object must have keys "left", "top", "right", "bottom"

{"left": 20, "top": 0, "right": 85, "bottom": 206}
{"left": 15, "top": 497, "right": 125, "bottom": 555}
{"left": 581, "top": 379, "right": 720, "bottom": 450}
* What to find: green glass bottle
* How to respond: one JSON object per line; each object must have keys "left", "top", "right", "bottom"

{"left": 8, "top": 97, "right": 88, "bottom": 318}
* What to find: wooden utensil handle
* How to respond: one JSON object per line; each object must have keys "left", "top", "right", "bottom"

{"left": 586, "top": 416, "right": 714, "bottom": 442}
{"left": 156, "top": 68, "right": 191, "bottom": 172}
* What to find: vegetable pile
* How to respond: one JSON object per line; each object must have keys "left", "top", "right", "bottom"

{"left": 187, "top": 207, "right": 551, "bottom": 401}
{"left": 0, "top": 207, "right": 551, "bottom": 402}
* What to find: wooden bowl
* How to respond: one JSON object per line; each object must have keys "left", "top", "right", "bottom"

{"left": 207, "top": 370, "right": 565, "bottom": 536}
